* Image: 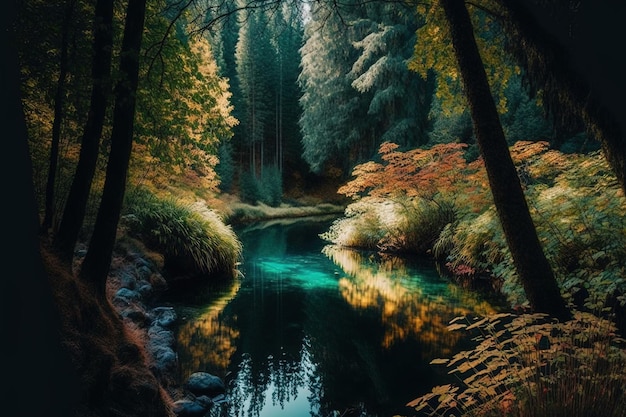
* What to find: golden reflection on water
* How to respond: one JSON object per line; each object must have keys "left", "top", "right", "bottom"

{"left": 176, "top": 279, "right": 241, "bottom": 379}
{"left": 323, "top": 245, "right": 497, "bottom": 356}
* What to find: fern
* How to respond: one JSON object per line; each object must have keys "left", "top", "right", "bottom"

{"left": 408, "top": 312, "right": 626, "bottom": 417}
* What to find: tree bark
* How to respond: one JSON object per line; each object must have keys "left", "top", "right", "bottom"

{"left": 41, "top": 0, "right": 76, "bottom": 234}
{"left": 440, "top": 0, "right": 571, "bottom": 321}
{"left": 53, "top": 0, "right": 114, "bottom": 264}
{"left": 79, "top": 0, "right": 147, "bottom": 296}
{"left": 3, "top": 0, "right": 80, "bottom": 412}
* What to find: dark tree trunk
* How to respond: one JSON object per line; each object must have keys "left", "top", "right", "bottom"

{"left": 440, "top": 0, "right": 571, "bottom": 321}
{"left": 79, "top": 0, "right": 147, "bottom": 296}
{"left": 53, "top": 0, "right": 114, "bottom": 264}
{"left": 41, "top": 0, "right": 76, "bottom": 234}
{"left": 3, "top": 0, "right": 80, "bottom": 413}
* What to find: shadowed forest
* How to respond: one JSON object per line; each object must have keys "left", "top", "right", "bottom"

{"left": 3, "top": 0, "right": 626, "bottom": 416}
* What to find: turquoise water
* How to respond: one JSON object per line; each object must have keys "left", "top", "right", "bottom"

{"left": 171, "top": 217, "right": 503, "bottom": 417}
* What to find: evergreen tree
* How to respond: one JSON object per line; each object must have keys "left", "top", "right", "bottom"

{"left": 348, "top": 1, "right": 431, "bottom": 148}
{"left": 299, "top": 2, "right": 367, "bottom": 174}
{"left": 299, "top": 0, "right": 431, "bottom": 175}
{"left": 235, "top": 10, "right": 276, "bottom": 175}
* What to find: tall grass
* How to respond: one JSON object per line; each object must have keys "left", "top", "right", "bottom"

{"left": 321, "top": 196, "right": 455, "bottom": 254}
{"left": 408, "top": 312, "right": 626, "bottom": 417}
{"left": 121, "top": 187, "right": 242, "bottom": 279}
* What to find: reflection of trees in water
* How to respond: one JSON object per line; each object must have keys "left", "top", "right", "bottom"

{"left": 203, "top": 259, "right": 325, "bottom": 417}
{"left": 323, "top": 245, "right": 497, "bottom": 355}
{"left": 176, "top": 280, "right": 241, "bottom": 380}
{"left": 177, "top": 227, "right": 502, "bottom": 417}
{"left": 219, "top": 339, "right": 323, "bottom": 417}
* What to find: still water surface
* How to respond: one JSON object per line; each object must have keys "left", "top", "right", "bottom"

{"left": 169, "top": 217, "right": 503, "bottom": 417}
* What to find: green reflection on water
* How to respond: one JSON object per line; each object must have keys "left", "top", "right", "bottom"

{"left": 173, "top": 219, "right": 503, "bottom": 417}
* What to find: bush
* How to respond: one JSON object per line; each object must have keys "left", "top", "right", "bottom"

{"left": 121, "top": 187, "right": 242, "bottom": 279}
{"left": 321, "top": 196, "right": 456, "bottom": 254}
{"left": 259, "top": 165, "right": 283, "bottom": 207}
{"left": 238, "top": 165, "right": 283, "bottom": 207}
{"left": 320, "top": 199, "right": 387, "bottom": 250}
{"left": 330, "top": 140, "right": 626, "bottom": 312}
{"left": 408, "top": 312, "right": 626, "bottom": 417}
{"left": 239, "top": 170, "right": 261, "bottom": 204}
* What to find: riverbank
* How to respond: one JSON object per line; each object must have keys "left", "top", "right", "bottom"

{"left": 42, "top": 199, "right": 347, "bottom": 417}
{"left": 226, "top": 201, "right": 345, "bottom": 224}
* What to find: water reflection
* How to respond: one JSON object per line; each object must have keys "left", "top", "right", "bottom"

{"left": 172, "top": 219, "right": 502, "bottom": 417}
{"left": 176, "top": 280, "right": 241, "bottom": 374}
{"left": 324, "top": 245, "right": 497, "bottom": 355}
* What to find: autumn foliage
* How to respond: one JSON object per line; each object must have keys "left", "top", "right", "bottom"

{"left": 326, "top": 140, "right": 626, "bottom": 311}
{"left": 339, "top": 142, "right": 475, "bottom": 200}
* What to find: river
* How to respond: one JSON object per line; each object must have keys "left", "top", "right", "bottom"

{"left": 167, "top": 216, "right": 504, "bottom": 417}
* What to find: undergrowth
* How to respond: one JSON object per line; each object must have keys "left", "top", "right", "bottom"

{"left": 407, "top": 312, "right": 626, "bottom": 417}
{"left": 121, "top": 187, "right": 242, "bottom": 279}
{"left": 327, "top": 141, "right": 626, "bottom": 311}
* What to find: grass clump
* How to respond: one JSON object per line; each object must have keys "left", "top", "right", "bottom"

{"left": 121, "top": 187, "right": 242, "bottom": 279}
{"left": 408, "top": 312, "right": 626, "bottom": 417}
{"left": 321, "top": 197, "right": 455, "bottom": 253}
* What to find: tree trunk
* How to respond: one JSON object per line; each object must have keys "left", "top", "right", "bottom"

{"left": 3, "top": 0, "right": 80, "bottom": 412}
{"left": 79, "top": 0, "right": 147, "bottom": 297}
{"left": 53, "top": 0, "right": 114, "bottom": 264}
{"left": 41, "top": 0, "right": 76, "bottom": 234}
{"left": 440, "top": 0, "right": 571, "bottom": 321}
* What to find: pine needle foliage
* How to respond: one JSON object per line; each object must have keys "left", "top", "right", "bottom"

{"left": 121, "top": 187, "right": 241, "bottom": 278}
{"left": 408, "top": 312, "right": 626, "bottom": 417}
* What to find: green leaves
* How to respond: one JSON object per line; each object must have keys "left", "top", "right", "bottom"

{"left": 133, "top": 1, "right": 236, "bottom": 190}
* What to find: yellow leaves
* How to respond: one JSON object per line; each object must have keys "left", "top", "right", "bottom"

{"left": 446, "top": 323, "right": 467, "bottom": 332}
{"left": 509, "top": 140, "right": 550, "bottom": 163}
{"left": 411, "top": 311, "right": 626, "bottom": 416}
{"left": 411, "top": 0, "right": 516, "bottom": 117}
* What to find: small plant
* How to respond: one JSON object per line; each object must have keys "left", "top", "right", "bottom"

{"left": 239, "top": 170, "right": 262, "bottom": 204}
{"left": 259, "top": 165, "right": 283, "bottom": 207}
{"left": 238, "top": 165, "right": 283, "bottom": 207}
{"left": 408, "top": 311, "right": 626, "bottom": 417}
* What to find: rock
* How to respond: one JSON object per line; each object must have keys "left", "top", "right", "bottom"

{"left": 120, "top": 307, "right": 150, "bottom": 326}
{"left": 148, "top": 272, "right": 168, "bottom": 292}
{"left": 114, "top": 287, "right": 141, "bottom": 302}
{"left": 211, "top": 393, "right": 228, "bottom": 404}
{"left": 195, "top": 395, "right": 213, "bottom": 408}
{"left": 136, "top": 282, "right": 153, "bottom": 298}
{"left": 137, "top": 264, "right": 153, "bottom": 280}
{"left": 152, "top": 306, "right": 177, "bottom": 327}
{"left": 172, "top": 399, "right": 207, "bottom": 417}
{"left": 148, "top": 325, "right": 175, "bottom": 347}
{"left": 149, "top": 345, "right": 178, "bottom": 375}
{"left": 118, "top": 270, "right": 137, "bottom": 289}
{"left": 186, "top": 372, "right": 226, "bottom": 397}
{"left": 134, "top": 256, "right": 153, "bottom": 270}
